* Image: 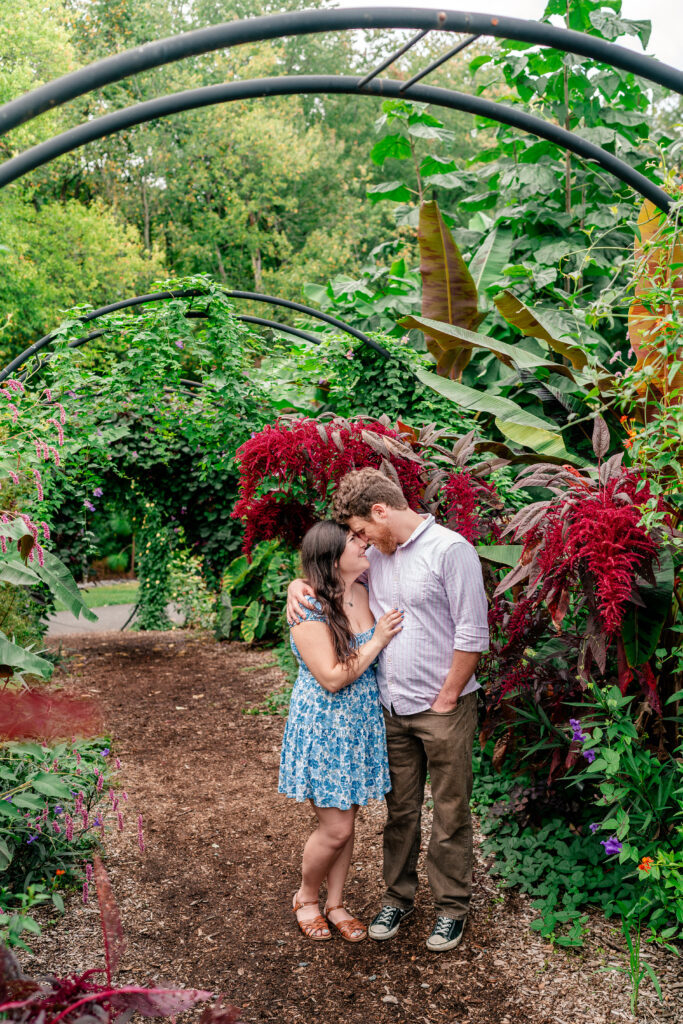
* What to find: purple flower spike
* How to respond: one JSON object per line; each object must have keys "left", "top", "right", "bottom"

{"left": 54, "top": 805, "right": 63, "bottom": 815}
{"left": 583, "top": 749, "right": 596, "bottom": 763}
{"left": 569, "top": 718, "right": 588, "bottom": 743}
{"left": 589, "top": 822, "right": 599, "bottom": 833}
{"left": 26, "top": 835, "right": 38, "bottom": 844}
{"left": 101, "top": 748, "right": 110, "bottom": 757}
{"left": 600, "top": 836, "right": 622, "bottom": 856}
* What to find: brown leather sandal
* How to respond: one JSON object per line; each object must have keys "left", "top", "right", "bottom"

{"left": 324, "top": 904, "right": 367, "bottom": 943}
{"left": 293, "top": 896, "right": 332, "bottom": 940}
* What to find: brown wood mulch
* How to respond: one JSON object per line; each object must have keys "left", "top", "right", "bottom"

{"left": 19, "top": 631, "right": 683, "bottom": 1024}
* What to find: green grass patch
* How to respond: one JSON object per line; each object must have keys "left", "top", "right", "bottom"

{"left": 54, "top": 582, "right": 139, "bottom": 611}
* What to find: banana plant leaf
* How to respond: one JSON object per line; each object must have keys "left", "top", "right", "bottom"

{"left": 621, "top": 547, "right": 674, "bottom": 667}
{"left": 628, "top": 199, "right": 683, "bottom": 394}
{"left": 476, "top": 544, "right": 524, "bottom": 566}
{"left": 494, "top": 418, "right": 575, "bottom": 462}
{"left": 400, "top": 315, "right": 583, "bottom": 383}
{"left": 0, "top": 634, "right": 52, "bottom": 679}
{"left": 33, "top": 551, "right": 98, "bottom": 622}
{"left": 494, "top": 291, "right": 591, "bottom": 371}
{"left": 418, "top": 200, "right": 485, "bottom": 379}
{"left": 469, "top": 227, "right": 514, "bottom": 305}
{"left": 416, "top": 368, "right": 558, "bottom": 432}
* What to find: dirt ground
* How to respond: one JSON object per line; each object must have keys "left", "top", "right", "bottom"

{"left": 22, "top": 631, "right": 683, "bottom": 1024}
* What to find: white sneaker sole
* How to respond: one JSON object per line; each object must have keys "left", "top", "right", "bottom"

{"left": 368, "top": 908, "right": 413, "bottom": 941}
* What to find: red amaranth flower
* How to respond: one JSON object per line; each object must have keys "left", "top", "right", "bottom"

{"left": 232, "top": 417, "right": 424, "bottom": 555}
{"left": 440, "top": 470, "right": 501, "bottom": 543}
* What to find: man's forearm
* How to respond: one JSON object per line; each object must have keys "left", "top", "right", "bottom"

{"left": 430, "top": 650, "right": 481, "bottom": 711}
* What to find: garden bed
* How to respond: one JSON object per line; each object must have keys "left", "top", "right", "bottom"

{"left": 20, "top": 630, "right": 682, "bottom": 1024}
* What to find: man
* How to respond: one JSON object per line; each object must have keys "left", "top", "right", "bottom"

{"left": 287, "top": 467, "right": 489, "bottom": 951}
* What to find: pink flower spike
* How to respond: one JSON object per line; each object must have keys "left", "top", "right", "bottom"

{"left": 109, "top": 788, "right": 115, "bottom": 802}
{"left": 44, "top": 389, "right": 52, "bottom": 402}
{"left": 115, "top": 758, "right": 122, "bottom": 770}
{"left": 85, "top": 863, "right": 93, "bottom": 881}
{"left": 8, "top": 471, "right": 19, "bottom": 485}
{"left": 81, "top": 810, "right": 88, "bottom": 828}
{"left": 10, "top": 404, "right": 18, "bottom": 423}
{"left": 0, "top": 538, "right": 5, "bottom": 555}
{"left": 65, "top": 815, "right": 74, "bottom": 841}
{"left": 36, "top": 545, "right": 44, "bottom": 567}
{"left": 117, "top": 811, "right": 124, "bottom": 832}
{"left": 41, "top": 522, "right": 50, "bottom": 540}
{"left": 57, "top": 403, "right": 66, "bottom": 424}
{"left": 96, "top": 773, "right": 103, "bottom": 792}
{"left": 112, "top": 797, "right": 119, "bottom": 812}
{"left": 76, "top": 751, "right": 81, "bottom": 764}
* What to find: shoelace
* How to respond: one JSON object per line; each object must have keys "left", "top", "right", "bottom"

{"left": 433, "top": 917, "right": 454, "bottom": 938}
{"left": 376, "top": 906, "right": 400, "bottom": 927}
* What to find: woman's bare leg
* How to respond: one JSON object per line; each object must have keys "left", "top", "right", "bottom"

{"left": 294, "top": 804, "right": 355, "bottom": 931}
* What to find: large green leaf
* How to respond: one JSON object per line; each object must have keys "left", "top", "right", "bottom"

{"left": 621, "top": 548, "right": 674, "bottom": 667}
{"left": 418, "top": 200, "right": 484, "bottom": 379}
{"left": 0, "top": 635, "right": 52, "bottom": 679}
{"left": 0, "top": 519, "right": 31, "bottom": 542}
{"left": 0, "top": 555, "right": 40, "bottom": 586}
{"left": 370, "top": 134, "right": 411, "bottom": 166}
{"left": 494, "top": 291, "right": 590, "bottom": 371}
{"left": 469, "top": 227, "right": 514, "bottom": 301}
{"left": 415, "top": 368, "right": 560, "bottom": 432}
{"left": 401, "top": 316, "right": 581, "bottom": 383}
{"left": 33, "top": 551, "right": 97, "bottom": 622}
{"left": 30, "top": 772, "right": 73, "bottom": 799}
{"left": 476, "top": 544, "right": 524, "bottom": 567}
{"left": 494, "top": 418, "right": 575, "bottom": 462}
{"left": 366, "top": 181, "right": 413, "bottom": 204}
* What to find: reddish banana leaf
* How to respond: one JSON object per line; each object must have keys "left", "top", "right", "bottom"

{"left": 628, "top": 199, "right": 683, "bottom": 396}
{"left": 418, "top": 200, "right": 485, "bottom": 379}
{"left": 94, "top": 854, "right": 126, "bottom": 985}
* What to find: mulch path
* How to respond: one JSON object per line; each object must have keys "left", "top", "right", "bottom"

{"left": 21, "top": 631, "right": 683, "bottom": 1024}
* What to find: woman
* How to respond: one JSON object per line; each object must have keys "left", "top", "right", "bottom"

{"left": 279, "top": 520, "right": 403, "bottom": 942}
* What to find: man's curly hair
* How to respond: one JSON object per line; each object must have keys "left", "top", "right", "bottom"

{"left": 333, "top": 468, "right": 408, "bottom": 522}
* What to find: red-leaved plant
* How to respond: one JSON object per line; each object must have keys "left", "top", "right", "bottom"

{"left": 0, "top": 854, "right": 243, "bottom": 1024}
{"left": 231, "top": 416, "right": 506, "bottom": 556}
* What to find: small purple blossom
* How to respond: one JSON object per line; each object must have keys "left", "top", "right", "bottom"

{"left": 175, "top": 340, "right": 184, "bottom": 349}
{"left": 600, "top": 836, "right": 623, "bottom": 856}
{"left": 26, "top": 835, "right": 38, "bottom": 844}
{"left": 93, "top": 488, "right": 103, "bottom": 498}
{"left": 93, "top": 815, "right": 102, "bottom": 828}
{"left": 569, "top": 718, "right": 588, "bottom": 743}
{"left": 583, "top": 749, "right": 596, "bottom": 763}
{"left": 83, "top": 499, "right": 95, "bottom": 512}
{"left": 589, "top": 822, "right": 599, "bottom": 833}
{"left": 54, "top": 805, "right": 63, "bottom": 815}
{"left": 100, "top": 748, "right": 110, "bottom": 757}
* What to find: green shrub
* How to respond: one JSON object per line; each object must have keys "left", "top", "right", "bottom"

{"left": 167, "top": 547, "right": 216, "bottom": 631}
{"left": 0, "top": 738, "right": 119, "bottom": 948}
{"left": 218, "top": 540, "right": 299, "bottom": 644}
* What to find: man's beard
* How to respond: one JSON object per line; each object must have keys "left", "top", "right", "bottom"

{"left": 371, "top": 524, "right": 398, "bottom": 555}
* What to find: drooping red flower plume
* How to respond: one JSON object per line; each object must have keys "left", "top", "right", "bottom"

{"left": 232, "top": 417, "right": 424, "bottom": 555}
{"left": 440, "top": 470, "right": 501, "bottom": 543}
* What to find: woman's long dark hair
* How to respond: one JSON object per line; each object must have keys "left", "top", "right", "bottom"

{"left": 300, "top": 520, "right": 358, "bottom": 668}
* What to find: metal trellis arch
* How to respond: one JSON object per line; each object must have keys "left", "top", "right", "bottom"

{"left": 1, "top": 7, "right": 682, "bottom": 380}
{"left": 0, "top": 290, "right": 382, "bottom": 383}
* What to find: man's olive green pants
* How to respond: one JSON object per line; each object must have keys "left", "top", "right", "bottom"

{"left": 381, "top": 691, "right": 478, "bottom": 920}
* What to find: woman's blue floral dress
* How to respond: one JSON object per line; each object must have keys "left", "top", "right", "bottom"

{"left": 278, "top": 602, "right": 391, "bottom": 810}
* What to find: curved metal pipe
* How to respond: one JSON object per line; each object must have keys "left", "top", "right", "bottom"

{"left": 0, "top": 287, "right": 368, "bottom": 382}
{"left": 0, "top": 8, "right": 680, "bottom": 138}
{"left": 0, "top": 76, "right": 669, "bottom": 211}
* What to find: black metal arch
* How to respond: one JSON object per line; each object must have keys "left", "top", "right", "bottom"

{"left": 0, "top": 75, "right": 670, "bottom": 211}
{"left": 1, "top": 8, "right": 681, "bottom": 139}
{"left": 0, "top": 9, "right": 678, "bottom": 212}
{"left": 0, "top": 289, "right": 377, "bottom": 383}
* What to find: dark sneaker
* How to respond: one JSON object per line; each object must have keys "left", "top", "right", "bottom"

{"left": 368, "top": 905, "right": 413, "bottom": 941}
{"left": 426, "top": 915, "right": 465, "bottom": 952}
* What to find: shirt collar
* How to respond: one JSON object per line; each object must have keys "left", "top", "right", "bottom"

{"left": 397, "top": 513, "right": 434, "bottom": 550}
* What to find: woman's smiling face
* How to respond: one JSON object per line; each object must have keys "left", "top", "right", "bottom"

{"left": 337, "top": 530, "right": 370, "bottom": 575}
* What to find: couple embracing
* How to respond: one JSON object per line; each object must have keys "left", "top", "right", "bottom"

{"left": 279, "top": 467, "right": 489, "bottom": 952}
